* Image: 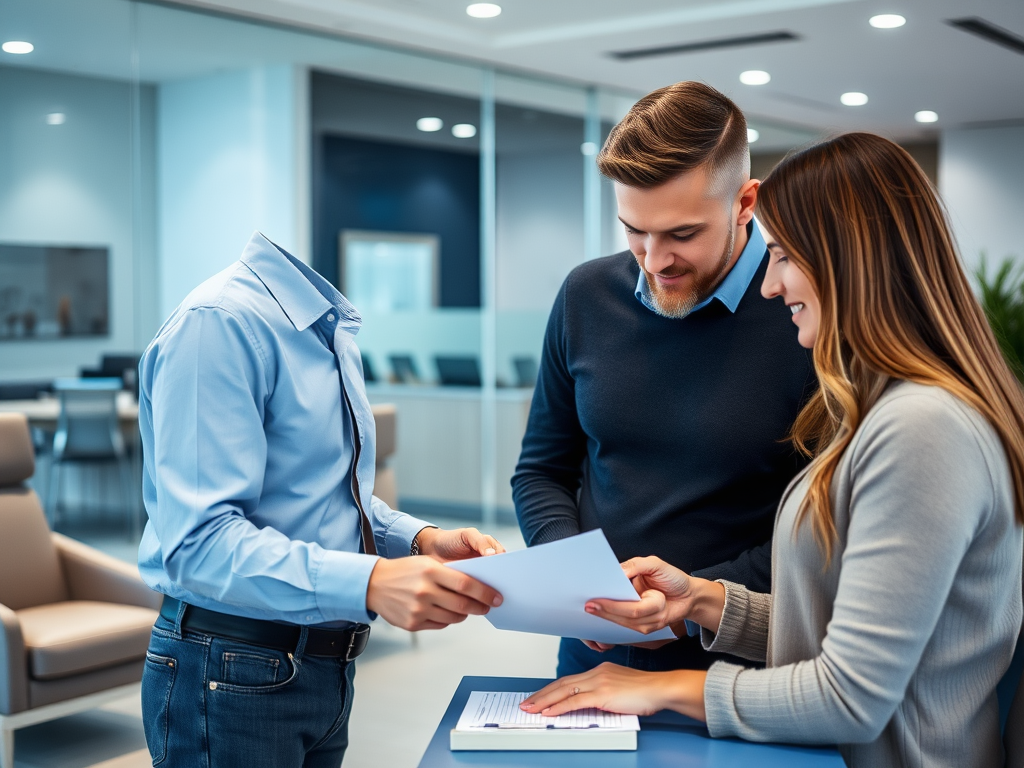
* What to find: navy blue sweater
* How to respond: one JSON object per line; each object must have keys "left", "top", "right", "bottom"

{"left": 513, "top": 249, "right": 815, "bottom": 600}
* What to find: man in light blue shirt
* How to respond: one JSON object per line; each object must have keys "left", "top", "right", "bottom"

{"left": 138, "top": 231, "right": 504, "bottom": 767}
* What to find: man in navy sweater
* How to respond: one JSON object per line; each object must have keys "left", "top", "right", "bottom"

{"left": 512, "top": 81, "right": 815, "bottom": 676}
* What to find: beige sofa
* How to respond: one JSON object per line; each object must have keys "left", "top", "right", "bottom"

{"left": 0, "top": 413, "right": 160, "bottom": 768}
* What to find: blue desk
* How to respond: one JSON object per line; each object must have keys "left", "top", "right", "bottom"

{"left": 417, "top": 676, "right": 845, "bottom": 768}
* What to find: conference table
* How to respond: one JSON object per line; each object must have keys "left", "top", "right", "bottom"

{"left": 0, "top": 392, "right": 139, "bottom": 429}
{"left": 417, "top": 676, "right": 845, "bottom": 768}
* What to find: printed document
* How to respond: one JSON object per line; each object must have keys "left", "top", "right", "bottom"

{"left": 447, "top": 529, "right": 676, "bottom": 644}
{"left": 455, "top": 691, "right": 640, "bottom": 732}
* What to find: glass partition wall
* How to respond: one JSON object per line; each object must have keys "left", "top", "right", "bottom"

{"left": 0, "top": 0, "right": 814, "bottom": 531}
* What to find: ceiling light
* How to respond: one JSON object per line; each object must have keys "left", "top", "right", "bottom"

{"left": 2, "top": 41, "right": 34, "bottom": 54}
{"left": 452, "top": 123, "right": 477, "bottom": 138}
{"left": 747, "top": 128, "right": 760, "bottom": 143}
{"left": 869, "top": 14, "right": 906, "bottom": 29}
{"left": 841, "top": 91, "right": 869, "bottom": 106}
{"left": 915, "top": 110, "right": 938, "bottom": 123}
{"left": 739, "top": 70, "right": 771, "bottom": 85}
{"left": 580, "top": 142, "right": 598, "bottom": 156}
{"left": 46, "top": 113, "right": 65, "bottom": 125}
{"left": 466, "top": 3, "right": 501, "bottom": 18}
{"left": 416, "top": 117, "right": 443, "bottom": 132}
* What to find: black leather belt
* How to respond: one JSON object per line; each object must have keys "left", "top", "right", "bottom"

{"left": 159, "top": 596, "right": 370, "bottom": 661}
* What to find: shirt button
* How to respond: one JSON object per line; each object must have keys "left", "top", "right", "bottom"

{"left": 306, "top": 615, "right": 313, "bottom": 622}
{"left": 326, "top": 313, "right": 335, "bottom": 322}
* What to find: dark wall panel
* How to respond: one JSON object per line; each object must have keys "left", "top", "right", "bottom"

{"left": 315, "top": 134, "right": 480, "bottom": 307}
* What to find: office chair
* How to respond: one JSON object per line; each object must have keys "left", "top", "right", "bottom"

{"left": 47, "top": 379, "right": 136, "bottom": 539}
{"left": 512, "top": 356, "right": 538, "bottom": 388}
{"left": 80, "top": 354, "right": 141, "bottom": 398}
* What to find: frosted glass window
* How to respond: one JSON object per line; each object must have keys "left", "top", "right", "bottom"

{"left": 340, "top": 231, "right": 438, "bottom": 312}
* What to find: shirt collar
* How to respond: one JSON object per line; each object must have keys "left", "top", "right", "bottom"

{"left": 240, "top": 231, "right": 361, "bottom": 334}
{"left": 634, "top": 218, "right": 767, "bottom": 316}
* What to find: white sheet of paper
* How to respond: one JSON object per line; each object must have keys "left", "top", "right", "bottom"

{"left": 455, "top": 691, "right": 640, "bottom": 731}
{"left": 447, "top": 529, "right": 676, "bottom": 644}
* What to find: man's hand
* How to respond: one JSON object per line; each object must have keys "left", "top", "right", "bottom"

{"left": 366, "top": 556, "right": 503, "bottom": 631}
{"left": 415, "top": 527, "right": 505, "bottom": 562}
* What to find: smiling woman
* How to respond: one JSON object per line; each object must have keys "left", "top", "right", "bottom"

{"left": 524, "top": 133, "right": 1024, "bottom": 768}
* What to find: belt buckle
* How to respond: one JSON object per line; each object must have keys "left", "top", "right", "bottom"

{"left": 344, "top": 632, "right": 357, "bottom": 662}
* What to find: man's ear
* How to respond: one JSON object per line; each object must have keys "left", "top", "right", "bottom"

{"left": 735, "top": 178, "right": 760, "bottom": 227}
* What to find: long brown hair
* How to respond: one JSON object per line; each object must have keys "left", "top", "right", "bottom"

{"left": 757, "top": 132, "right": 1024, "bottom": 560}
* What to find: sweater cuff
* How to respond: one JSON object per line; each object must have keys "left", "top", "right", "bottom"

{"left": 699, "top": 580, "right": 769, "bottom": 662}
{"left": 703, "top": 661, "right": 744, "bottom": 738}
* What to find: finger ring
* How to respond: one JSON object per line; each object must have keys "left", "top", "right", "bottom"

{"left": 571, "top": 687, "right": 580, "bottom": 696}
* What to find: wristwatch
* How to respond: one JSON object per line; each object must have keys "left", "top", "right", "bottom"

{"left": 410, "top": 526, "right": 438, "bottom": 556}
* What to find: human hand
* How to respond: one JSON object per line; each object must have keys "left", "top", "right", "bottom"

{"left": 582, "top": 556, "right": 695, "bottom": 636}
{"left": 415, "top": 527, "right": 506, "bottom": 562}
{"left": 519, "top": 662, "right": 707, "bottom": 721}
{"left": 366, "top": 556, "right": 502, "bottom": 631}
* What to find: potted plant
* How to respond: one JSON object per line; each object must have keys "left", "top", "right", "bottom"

{"left": 976, "top": 254, "right": 1024, "bottom": 383}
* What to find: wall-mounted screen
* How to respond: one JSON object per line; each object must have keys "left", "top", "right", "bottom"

{"left": 340, "top": 230, "right": 439, "bottom": 313}
{"left": 0, "top": 244, "right": 110, "bottom": 340}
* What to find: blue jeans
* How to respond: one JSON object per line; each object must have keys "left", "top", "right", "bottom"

{"left": 141, "top": 614, "right": 356, "bottom": 768}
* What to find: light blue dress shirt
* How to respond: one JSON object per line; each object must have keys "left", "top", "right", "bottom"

{"left": 634, "top": 219, "right": 767, "bottom": 316}
{"left": 137, "top": 232, "right": 432, "bottom": 626}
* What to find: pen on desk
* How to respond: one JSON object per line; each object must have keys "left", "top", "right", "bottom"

{"left": 482, "top": 723, "right": 601, "bottom": 729}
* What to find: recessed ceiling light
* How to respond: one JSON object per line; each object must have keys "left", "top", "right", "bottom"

{"left": 747, "top": 128, "right": 760, "bottom": 143}
{"left": 580, "top": 142, "right": 598, "bottom": 156}
{"left": 869, "top": 14, "right": 906, "bottom": 29}
{"left": 466, "top": 3, "right": 501, "bottom": 18}
{"left": 2, "top": 41, "right": 34, "bottom": 54}
{"left": 452, "top": 123, "right": 477, "bottom": 138}
{"left": 416, "top": 117, "right": 443, "bottom": 132}
{"left": 46, "top": 113, "right": 65, "bottom": 125}
{"left": 841, "top": 91, "right": 869, "bottom": 106}
{"left": 739, "top": 70, "right": 771, "bottom": 86}
{"left": 915, "top": 110, "right": 938, "bottom": 123}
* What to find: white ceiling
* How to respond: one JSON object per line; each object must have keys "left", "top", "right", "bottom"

{"left": 0, "top": 0, "right": 1020, "bottom": 146}
{"left": 163, "top": 0, "right": 1024, "bottom": 140}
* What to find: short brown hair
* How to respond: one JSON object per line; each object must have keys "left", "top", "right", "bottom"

{"left": 597, "top": 81, "right": 749, "bottom": 192}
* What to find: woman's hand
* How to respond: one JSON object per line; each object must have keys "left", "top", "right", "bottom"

{"left": 414, "top": 527, "right": 505, "bottom": 562}
{"left": 582, "top": 556, "right": 694, "bottom": 636}
{"left": 519, "top": 662, "right": 707, "bottom": 721}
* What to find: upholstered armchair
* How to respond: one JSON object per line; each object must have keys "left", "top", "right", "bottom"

{"left": 0, "top": 413, "right": 159, "bottom": 768}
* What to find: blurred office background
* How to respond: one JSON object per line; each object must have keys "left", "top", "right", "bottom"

{"left": 0, "top": 0, "right": 1021, "bottom": 765}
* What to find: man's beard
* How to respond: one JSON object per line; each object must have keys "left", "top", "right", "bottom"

{"left": 641, "top": 228, "right": 736, "bottom": 320}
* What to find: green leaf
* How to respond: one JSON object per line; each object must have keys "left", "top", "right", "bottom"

{"left": 976, "top": 253, "right": 1024, "bottom": 383}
